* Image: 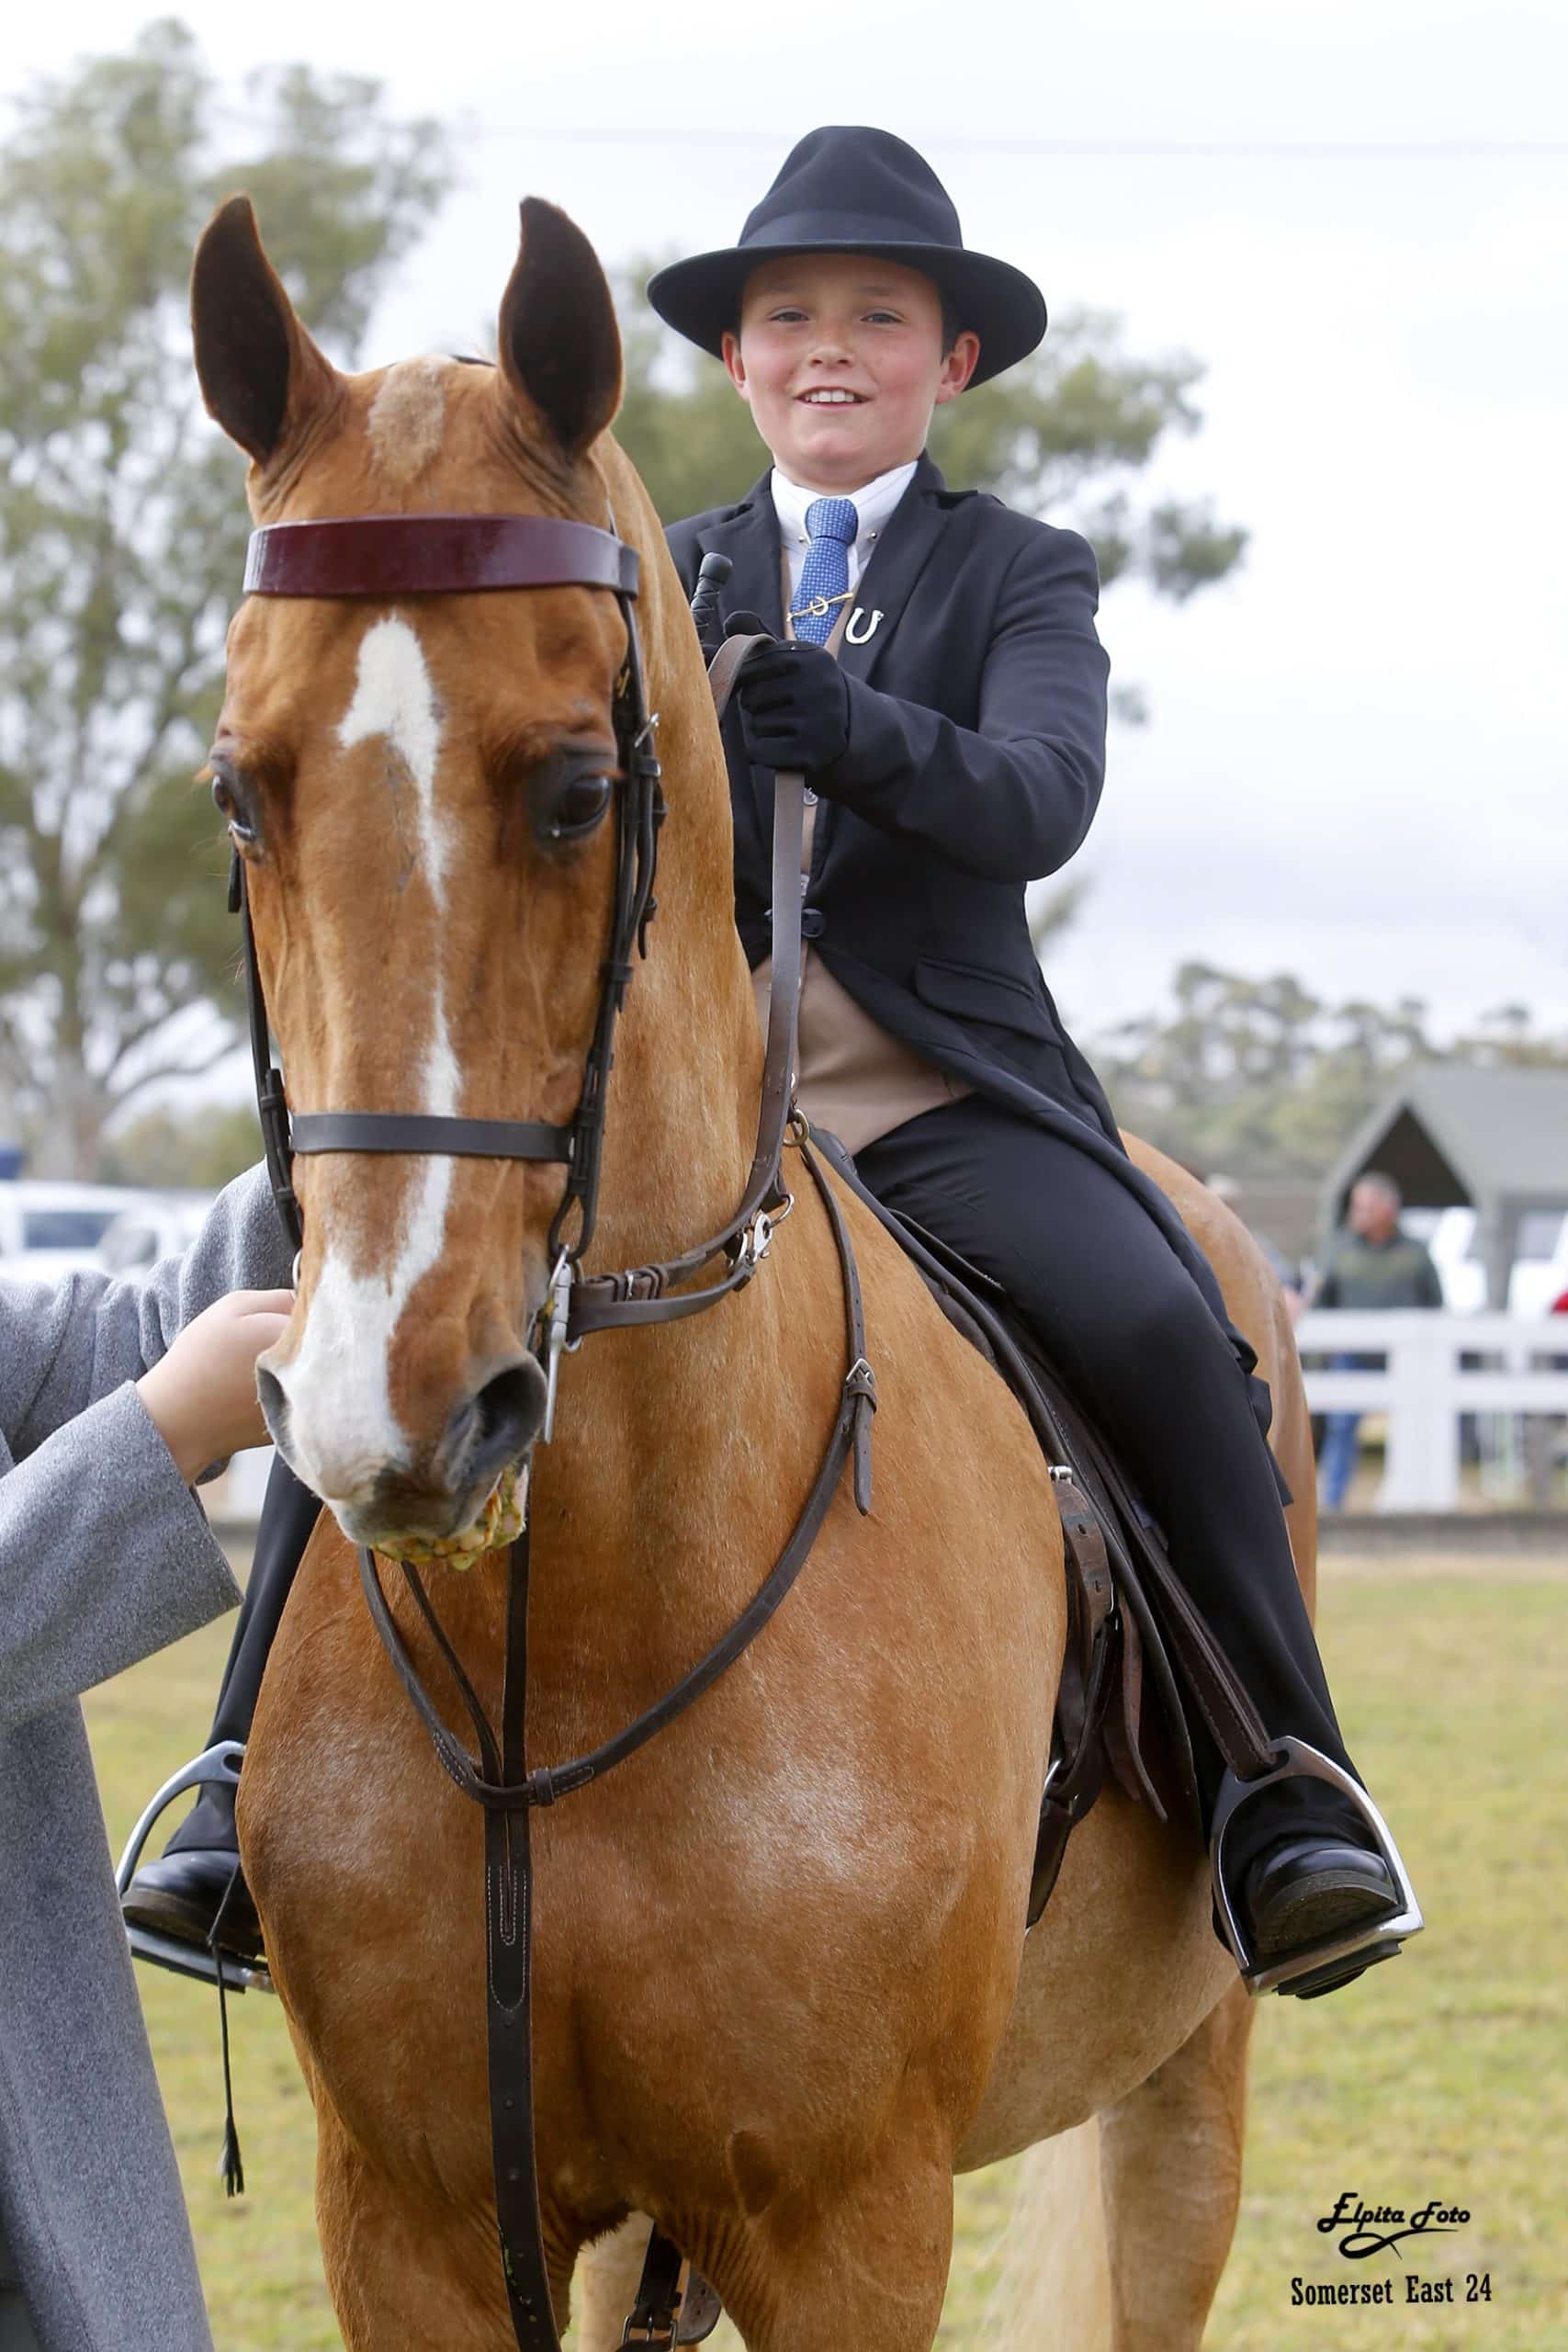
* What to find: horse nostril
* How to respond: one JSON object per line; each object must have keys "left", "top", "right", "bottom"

{"left": 458, "top": 1360, "right": 548, "bottom": 1494}
{"left": 255, "top": 1363, "right": 289, "bottom": 1448}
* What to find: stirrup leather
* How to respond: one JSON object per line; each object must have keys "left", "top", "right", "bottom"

{"left": 115, "top": 1740, "right": 274, "bottom": 1996}
{"left": 1209, "top": 1737, "right": 1423, "bottom": 1997}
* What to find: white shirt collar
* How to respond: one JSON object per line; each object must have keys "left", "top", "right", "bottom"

{"left": 770, "top": 458, "right": 919, "bottom": 560}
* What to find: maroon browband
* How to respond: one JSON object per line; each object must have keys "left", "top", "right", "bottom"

{"left": 243, "top": 514, "right": 640, "bottom": 600}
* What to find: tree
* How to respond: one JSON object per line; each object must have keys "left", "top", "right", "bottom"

{"left": 101, "top": 1097, "right": 266, "bottom": 1192}
{"left": 0, "top": 20, "right": 453, "bottom": 1173}
{"left": 1097, "top": 966, "right": 1568, "bottom": 1182}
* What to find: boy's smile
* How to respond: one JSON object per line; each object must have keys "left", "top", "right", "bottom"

{"left": 722, "top": 252, "right": 978, "bottom": 493}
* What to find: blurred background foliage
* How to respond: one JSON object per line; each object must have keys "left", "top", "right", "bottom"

{"left": 0, "top": 19, "right": 453, "bottom": 1173}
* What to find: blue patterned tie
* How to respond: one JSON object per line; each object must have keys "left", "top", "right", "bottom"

{"left": 792, "top": 496, "right": 859, "bottom": 645}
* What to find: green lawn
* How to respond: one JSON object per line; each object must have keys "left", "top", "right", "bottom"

{"left": 84, "top": 1545, "right": 1567, "bottom": 2348}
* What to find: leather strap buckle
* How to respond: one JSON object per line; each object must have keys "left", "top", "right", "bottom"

{"left": 539, "top": 1253, "right": 581, "bottom": 1445}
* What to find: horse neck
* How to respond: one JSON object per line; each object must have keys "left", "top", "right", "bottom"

{"left": 509, "top": 482, "right": 838, "bottom": 1691}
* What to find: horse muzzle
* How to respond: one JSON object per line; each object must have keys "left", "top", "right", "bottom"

{"left": 257, "top": 1349, "right": 547, "bottom": 1555}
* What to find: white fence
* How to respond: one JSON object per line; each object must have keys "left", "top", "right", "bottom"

{"left": 1296, "top": 1311, "right": 1568, "bottom": 1511}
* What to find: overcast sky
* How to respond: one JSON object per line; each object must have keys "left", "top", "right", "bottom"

{"left": 7, "top": 0, "right": 1565, "bottom": 1052}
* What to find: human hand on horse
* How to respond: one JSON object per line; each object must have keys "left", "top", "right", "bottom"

{"left": 136, "top": 1288, "right": 295, "bottom": 1485}
{"left": 733, "top": 638, "right": 852, "bottom": 775}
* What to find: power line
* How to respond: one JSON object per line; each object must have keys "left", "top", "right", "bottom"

{"left": 408, "top": 126, "right": 1566, "bottom": 161}
{"left": 11, "top": 86, "right": 1562, "bottom": 161}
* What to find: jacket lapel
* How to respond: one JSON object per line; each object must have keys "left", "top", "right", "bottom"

{"left": 698, "top": 472, "right": 784, "bottom": 637}
{"left": 837, "top": 452, "right": 957, "bottom": 687}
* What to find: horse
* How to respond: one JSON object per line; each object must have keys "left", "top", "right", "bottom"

{"left": 191, "top": 188, "right": 1315, "bottom": 2352}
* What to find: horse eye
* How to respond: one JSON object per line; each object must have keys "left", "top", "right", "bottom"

{"left": 210, "top": 772, "right": 256, "bottom": 844}
{"left": 539, "top": 772, "right": 614, "bottom": 845}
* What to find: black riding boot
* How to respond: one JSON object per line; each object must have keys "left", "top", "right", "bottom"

{"left": 121, "top": 1452, "right": 321, "bottom": 1956}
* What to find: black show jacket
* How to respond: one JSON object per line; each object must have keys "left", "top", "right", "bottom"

{"left": 667, "top": 454, "right": 1118, "bottom": 1141}
{"left": 667, "top": 455, "right": 1275, "bottom": 1430}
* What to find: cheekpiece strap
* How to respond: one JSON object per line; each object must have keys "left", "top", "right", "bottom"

{"left": 243, "top": 514, "right": 640, "bottom": 601}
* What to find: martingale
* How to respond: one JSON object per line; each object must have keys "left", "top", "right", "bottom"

{"left": 230, "top": 509, "right": 874, "bottom": 2352}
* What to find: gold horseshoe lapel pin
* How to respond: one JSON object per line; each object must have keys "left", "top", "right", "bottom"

{"left": 844, "top": 605, "right": 884, "bottom": 646}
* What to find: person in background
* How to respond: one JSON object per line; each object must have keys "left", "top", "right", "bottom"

{"left": 1313, "top": 1170, "right": 1443, "bottom": 1509}
{"left": 0, "top": 1164, "right": 290, "bottom": 2352}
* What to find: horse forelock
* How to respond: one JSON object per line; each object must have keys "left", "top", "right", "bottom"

{"left": 365, "top": 356, "right": 457, "bottom": 490}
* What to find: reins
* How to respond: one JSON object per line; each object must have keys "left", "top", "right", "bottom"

{"left": 231, "top": 512, "right": 873, "bottom": 2350}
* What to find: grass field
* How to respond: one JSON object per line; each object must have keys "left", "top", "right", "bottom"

{"left": 83, "top": 1541, "right": 1568, "bottom": 2348}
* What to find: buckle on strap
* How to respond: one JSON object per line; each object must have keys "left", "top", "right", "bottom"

{"left": 1209, "top": 1737, "right": 1425, "bottom": 1996}
{"left": 539, "top": 1252, "right": 581, "bottom": 1445}
{"left": 733, "top": 1204, "right": 778, "bottom": 1276}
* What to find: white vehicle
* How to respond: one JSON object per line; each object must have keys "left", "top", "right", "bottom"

{"left": 1508, "top": 1211, "right": 1568, "bottom": 1317}
{"left": 0, "top": 1182, "right": 159, "bottom": 1286}
{"left": 1402, "top": 1205, "right": 1568, "bottom": 1317}
{"left": 1401, "top": 1206, "right": 1485, "bottom": 1314}
{"left": 96, "top": 1194, "right": 215, "bottom": 1276}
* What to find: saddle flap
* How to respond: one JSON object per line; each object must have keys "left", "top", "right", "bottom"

{"left": 804, "top": 1125, "right": 1205, "bottom": 1845}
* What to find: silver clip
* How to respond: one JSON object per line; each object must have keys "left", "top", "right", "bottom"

{"left": 736, "top": 1208, "right": 775, "bottom": 1274}
{"left": 541, "top": 1252, "right": 576, "bottom": 1444}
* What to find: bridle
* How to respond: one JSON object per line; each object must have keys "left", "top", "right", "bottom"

{"left": 235, "top": 514, "right": 792, "bottom": 1412}
{"left": 231, "top": 506, "right": 875, "bottom": 2350}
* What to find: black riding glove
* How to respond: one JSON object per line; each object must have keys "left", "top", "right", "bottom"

{"left": 733, "top": 641, "right": 852, "bottom": 776}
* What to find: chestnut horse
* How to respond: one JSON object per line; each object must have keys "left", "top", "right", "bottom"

{"left": 193, "top": 192, "right": 1314, "bottom": 2351}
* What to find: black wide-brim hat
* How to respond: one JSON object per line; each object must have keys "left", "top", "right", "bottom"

{"left": 647, "top": 126, "right": 1045, "bottom": 389}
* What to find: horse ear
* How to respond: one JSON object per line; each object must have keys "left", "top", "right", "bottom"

{"left": 498, "top": 198, "right": 623, "bottom": 459}
{"left": 191, "top": 197, "right": 337, "bottom": 466}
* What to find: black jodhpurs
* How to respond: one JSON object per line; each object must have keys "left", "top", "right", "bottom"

{"left": 166, "top": 1449, "right": 321, "bottom": 1857}
{"left": 855, "top": 1095, "right": 1358, "bottom": 1864}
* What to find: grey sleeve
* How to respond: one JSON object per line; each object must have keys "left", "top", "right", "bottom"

{"left": 1, "top": 1161, "right": 291, "bottom": 1466}
{"left": 0, "top": 1161, "right": 289, "bottom": 1733}
{"left": 0, "top": 1382, "right": 239, "bottom": 1736}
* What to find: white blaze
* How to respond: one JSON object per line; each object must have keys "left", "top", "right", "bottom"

{"left": 280, "top": 616, "right": 462, "bottom": 1498}
{"left": 337, "top": 616, "right": 451, "bottom": 904}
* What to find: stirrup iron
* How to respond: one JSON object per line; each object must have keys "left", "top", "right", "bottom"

{"left": 115, "top": 1740, "right": 273, "bottom": 1996}
{"left": 1209, "top": 1737, "right": 1423, "bottom": 1997}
